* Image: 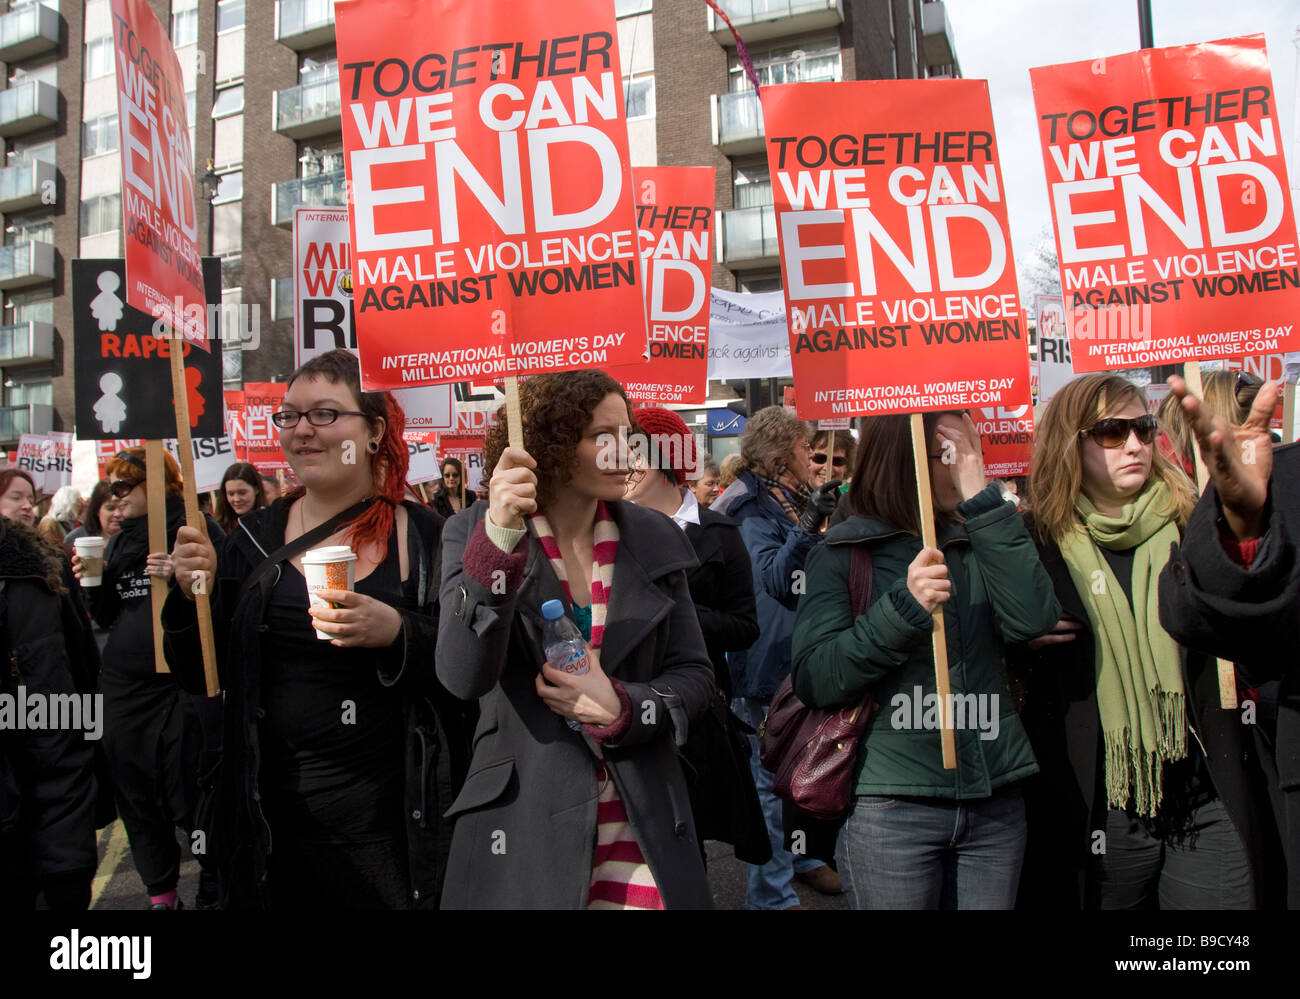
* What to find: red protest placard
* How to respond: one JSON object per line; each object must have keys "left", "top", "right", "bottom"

{"left": 1223, "top": 353, "right": 1286, "bottom": 430}
{"left": 605, "top": 167, "right": 714, "bottom": 405}
{"left": 973, "top": 404, "right": 1034, "bottom": 478}
{"left": 110, "top": 0, "right": 207, "bottom": 347}
{"left": 334, "top": 0, "right": 649, "bottom": 389}
{"left": 241, "top": 383, "right": 289, "bottom": 472}
{"left": 223, "top": 390, "right": 246, "bottom": 461}
{"left": 761, "top": 80, "right": 1030, "bottom": 421}
{"left": 1030, "top": 35, "right": 1300, "bottom": 371}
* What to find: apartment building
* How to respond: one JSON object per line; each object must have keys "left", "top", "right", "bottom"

{"left": 0, "top": 0, "right": 959, "bottom": 450}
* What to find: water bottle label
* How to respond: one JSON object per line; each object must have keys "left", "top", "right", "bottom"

{"left": 557, "top": 645, "right": 589, "bottom": 675}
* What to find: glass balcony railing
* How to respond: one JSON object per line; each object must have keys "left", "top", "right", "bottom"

{"left": 0, "top": 159, "right": 54, "bottom": 212}
{"left": 715, "top": 90, "right": 764, "bottom": 149}
{"left": 275, "top": 0, "right": 336, "bottom": 49}
{"left": 0, "top": 402, "right": 53, "bottom": 441}
{"left": 272, "top": 169, "right": 348, "bottom": 226}
{"left": 720, "top": 205, "right": 778, "bottom": 266}
{"left": 0, "top": 79, "right": 58, "bottom": 136}
{"left": 710, "top": 0, "right": 843, "bottom": 44}
{"left": 0, "top": 240, "right": 55, "bottom": 288}
{"left": 0, "top": 3, "right": 60, "bottom": 62}
{"left": 0, "top": 321, "right": 54, "bottom": 366}
{"left": 274, "top": 78, "right": 342, "bottom": 137}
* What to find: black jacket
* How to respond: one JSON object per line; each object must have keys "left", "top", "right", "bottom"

{"left": 430, "top": 487, "right": 458, "bottom": 521}
{"left": 682, "top": 507, "right": 759, "bottom": 696}
{"left": 1160, "top": 442, "right": 1300, "bottom": 906}
{"left": 0, "top": 519, "right": 99, "bottom": 907}
{"left": 162, "top": 498, "right": 474, "bottom": 909}
{"left": 1011, "top": 516, "right": 1277, "bottom": 908}
{"left": 436, "top": 500, "right": 715, "bottom": 908}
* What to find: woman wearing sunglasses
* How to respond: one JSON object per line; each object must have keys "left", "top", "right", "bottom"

{"left": 809, "top": 429, "right": 855, "bottom": 491}
{"left": 72, "top": 447, "right": 223, "bottom": 910}
{"left": 1015, "top": 373, "right": 1273, "bottom": 909}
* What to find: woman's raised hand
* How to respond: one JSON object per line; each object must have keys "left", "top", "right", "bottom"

{"left": 172, "top": 525, "right": 217, "bottom": 600}
{"left": 489, "top": 446, "right": 539, "bottom": 531}
{"left": 934, "top": 412, "right": 987, "bottom": 502}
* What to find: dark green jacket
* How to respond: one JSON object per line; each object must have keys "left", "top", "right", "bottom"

{"left": 791, "top": 485, "right": 1060, "bottom": 799}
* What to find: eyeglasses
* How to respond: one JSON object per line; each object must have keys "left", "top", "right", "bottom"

{"left": 1079, "top": 414, "right": 1158, "bottom": 448}
{"left": 270, "top": 408, "right": 367, "bottom": 429}
{"left": 110, "top": 478, "right": 143, "bottom": 498}
{"left": 811, "top": 453, "right": 847, "bottom": 467}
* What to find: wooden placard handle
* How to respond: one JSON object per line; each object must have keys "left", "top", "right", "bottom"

{"left": 505, "top": 375, "right": 524, "bottom": 451}
{"left": 910, "top": 413, "right": 956, "bottom": 770}
{"left": 1182, "top": 362, "right": 1236, "bottom": 709}
{"left": 145, "top": 440, "right": 170, "bottom": 675}
{"left": 168, "top": 344, "right": 221, "bottom": 698}
{"left": 1283, "top": 382, "right": 1296, "bottom": 446}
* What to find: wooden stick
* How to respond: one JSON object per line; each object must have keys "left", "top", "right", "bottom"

{"left": 505, "top": 375, "right": 524, "bottom": 450}
{"left": 1284, "top": 382, "right": 1297, "bottom": 445}
{"left": 910, "top": 413, "right": 956, "bottom": 770}
{"left": 1183, "top": 362, "right": 1236, "bottom": 709}
{"left": 416, "top": 482, "right": 429, "bottom": 503}
{"left": 168, "top": 343, "right": 221, "bottom": 698}
{"left": 145, "top": 440, "right": 170, "bottom": 675}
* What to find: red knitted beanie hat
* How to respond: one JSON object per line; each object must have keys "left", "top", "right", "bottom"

{"left": 631, "top": 406, "right": 695, "bottom": 486}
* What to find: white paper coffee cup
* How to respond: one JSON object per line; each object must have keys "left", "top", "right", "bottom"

{"left": 74, "top": 536, "right": 106, "bottom": 587}
{"left": 302, "top": 545, "right": 357, "bottom": 640}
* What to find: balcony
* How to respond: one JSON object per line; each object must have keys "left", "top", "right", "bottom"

{"left": 0, "top": 3, "right": 60, "bottom": 62}
{"left": 0, "top": 79, "right": 58, "bottom": 137}
{"left": 712, "top": 90, "right": 765, "bottom": 155}
{"left": 719, "top": 204, "right": 779, "bottom": 269}
{"left": 272, "top": 169, "right": 347, "bottom": 227}
{"left": 273, "top": 78, "right": 342, "bottom": 139}
{"left": 0, "top": 159, "right": 55, "bottom": 213}
{"left": 0, "top": 321, "right": 54, "bottom": 367}
{"left": 921, "top": 1, "right": 958, "bottom": 72}
{"left": 708, "top": 0, "right": 844, "bottom": 46}
{"left": 0, "top": 240, "right": 55, "bottom": 289}
{"left": 0, "top": 402, "right": 53, "bottom": 441}
{"left": 275, "top": 0, "right": 335, "bottom": 51}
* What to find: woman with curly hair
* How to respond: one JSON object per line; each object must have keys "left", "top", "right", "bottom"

{"left": 167, "top": 348, "right": 471, "bottom": 909}
{"left": 1013, "top": 373, "right": 1276, "bottom": 908}
{"left": 712, "top": 405, "right": 844, "bottom": 907}
{"left": 437, "top": 369, "right": 715, "bottom": 908}
{"left": 213, "top": 462, "right": 267, "bottom": 533}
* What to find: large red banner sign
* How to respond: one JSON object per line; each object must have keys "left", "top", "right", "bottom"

{"left": 761, "top": 80, "right": 1030, "bottom": 421}
{"left": 1030, "top": 35, "right": 1300, "bottom": 371}
{"left": 110, "top": 0, "right": 207, "bottom": 347}
{"left": 334, "top": 0, "right": 649, "bottom": 389}
{"left": 606, "top": 167, "right": 714, "bottom": 405}
{"left": 241, "top": 383, "right": 289, "bottom": 473}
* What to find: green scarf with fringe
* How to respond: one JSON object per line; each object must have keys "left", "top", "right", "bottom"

{"left": 1059, "top": 480, "right": 1185, "bottom": 817}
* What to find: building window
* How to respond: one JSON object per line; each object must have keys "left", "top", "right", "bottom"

{"left": 733, "top": 160, "right": 771, "bottom": 209}
{"left": 212, "top": 200, "right": 242, "bottom": 256}
{"left": 213, "top": 113, "right": 243, "bottom": 168}
{"left": 271, "top": 277, "right": 293, "bottom": 320}
{"left": 79, "top": 193, "right": 121, "bottom": 238}
{"left": 299, "top": 142, "right": 343, "bottom": 178}
{"left": 217, "top": 0, "right": 245, "bottom": 33}
{"left": 85, "top": 36, "right": 115, "bottom": 80}
{"left": 3, "top": 374, "right": 52, "bottom": 407}
{"left": 171, "top": 8, "right": 198, "bottom": 47}
{"left": 82, "top": 114, "right": 119, "bottom": 157}
{"left": 222, "top": 343, "right": 243, "bottom": 385}
{"left": 4, "top": 213, "right": 53, "bottom": 245}
{"left": 213, "top": 170, "right": 242, "bottom": 205}
{"left": 624, "top": 76, "right": 654, "bottom": 119}
{"left": 2, "top": 290, "right": 53, "bottom": 326}
{"left": 212, "top": 85, "right": 244, "bottom": 117}
{"left": 615, "top": 0, "right": 652, "bottom": 15}
{"left": 729, "top": 38, "right": 841, "bottom": 92}
{"left": 7, "top": 137, "right": 56, "bottom": 167}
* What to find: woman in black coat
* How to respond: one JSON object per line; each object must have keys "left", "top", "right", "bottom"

{"left": 429, "top": 458, "right": 466, "bottom": 520}
{"left": 1158, "top": 375, "right": 1299, "bottom": 907}
{"left": 1011, "top": 373, "right": 1278, "bottom": 909}
{"left": 0, "top": 512, "right": 100, "bottom": 910}
{"left": 436, "top": 371, "right": 716, "bottom": 908}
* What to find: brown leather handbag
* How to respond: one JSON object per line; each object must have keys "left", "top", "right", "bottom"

{"left": 760, "top": 543, "right": 874, "bottom": 819}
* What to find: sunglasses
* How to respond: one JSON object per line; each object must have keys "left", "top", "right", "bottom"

{"left": 271, "top": 408, "right": 367, "bottom": 429}
{"left": 1234, "top": 370, "right": 1263, "bottom": 407}
{"left": 1079, "top": 414, "right": 1158, "bottom": 448}
{"left": 110, "top": 477, "right": 144, "bottom": 498}
{"left": 811, "top": 453, "right": 847, "bottom": 467}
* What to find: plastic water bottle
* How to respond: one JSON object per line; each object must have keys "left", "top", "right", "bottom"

{"left": 542, "top": 599, "right": 588, "bottom": 732}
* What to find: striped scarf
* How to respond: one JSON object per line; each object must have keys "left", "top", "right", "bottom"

{"left": 527, "top": 501, "right": 619, "bottom": 649}
{"left": 758, "top": 472, "right": 810, "bottom": 525}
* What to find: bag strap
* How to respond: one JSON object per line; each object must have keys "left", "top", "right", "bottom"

{"left": 239, "top": 498, "right": 374, "bottom": 598}
{"left": 848, "top": 542, "right": 873, "bottom": 617}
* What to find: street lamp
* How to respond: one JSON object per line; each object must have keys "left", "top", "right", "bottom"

{"left": 198, "top": 157, "right": 220, "bottom": 257}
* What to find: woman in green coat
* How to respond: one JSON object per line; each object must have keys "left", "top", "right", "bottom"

{"left": 791, "top": 411, "right": 1059, "bottom": 909}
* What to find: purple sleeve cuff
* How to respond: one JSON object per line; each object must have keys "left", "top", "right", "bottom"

{"left": 462, "top": 519, "right": 528, "bottom": 593}
{"left": 584, "top": 677, "right": 633, "bottom": 744}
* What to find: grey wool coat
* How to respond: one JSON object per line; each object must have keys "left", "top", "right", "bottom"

{"left": 435, "top": 500, "right": 716, "bottom": 909}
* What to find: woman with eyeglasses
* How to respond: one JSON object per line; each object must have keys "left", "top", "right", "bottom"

{"left": 436, "top": 370, "right": 715, "bottom": 908}
{"left": 72, "top": 447, "right": 224, "bottom": 910}
{"left": 1013, "top": 373, "right": 1275, "bottom": 909}
{"left": 429, "top": 457, "right": 465, "bottom": 518}
{"left": 165, "top": 349, "right": 471, "bottom": 910}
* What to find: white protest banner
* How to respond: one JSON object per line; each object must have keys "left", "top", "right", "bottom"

{"left": 1034, "top": 293, "right": 1074, "bottom": 409}
{"left": 707, "top": 288, "right": 792, "bottom": 381}
{"left": 405, "top": 431, "right": 440, "bottom": 485}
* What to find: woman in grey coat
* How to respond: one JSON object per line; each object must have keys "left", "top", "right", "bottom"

{"left": 436, "top": 370, "right": 715, "bottom": 909}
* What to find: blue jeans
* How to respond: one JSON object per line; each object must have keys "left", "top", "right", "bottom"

{"left": 732, "top": 696, "right": 823, "bottom": 909}
{"left": 835, "top": 786, "right": 1026, "bottom": 909}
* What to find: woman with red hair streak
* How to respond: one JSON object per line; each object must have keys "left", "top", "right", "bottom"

{"left": 166, "top": 349, "right": 473, "bottom": 909}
